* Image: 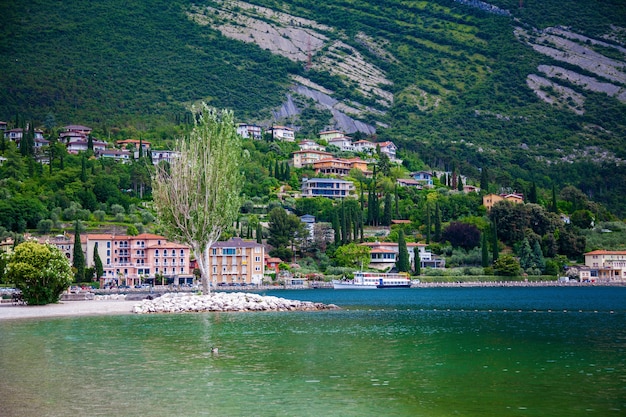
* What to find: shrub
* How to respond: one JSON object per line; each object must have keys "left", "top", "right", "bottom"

{"left": 93, "top": 210, "right": 106, "bottom": 222}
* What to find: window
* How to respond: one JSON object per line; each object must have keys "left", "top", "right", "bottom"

{"left": 164, "top": 250, "right": 168, "bottom": 256}
{"left": 255, "top": 256, "right": 261, "bottom": 262}
{"left": 107, "top": 242, "right": 111, "bottom": 248}
{"left": 107, "top": 250, "right": 110, "bottom": 256}
{"left": 223, "top": 248, "right": 236, "bottom": 255}
{"left": 180, "top": 249, "right": 184, "bottom": 256}
{"left": 155, "top": 249, "right": 159, "bottom": 256}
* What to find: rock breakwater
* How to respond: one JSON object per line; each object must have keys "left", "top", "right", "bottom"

{"left": 133, "top": 292, "right": 339, "bottom": 314}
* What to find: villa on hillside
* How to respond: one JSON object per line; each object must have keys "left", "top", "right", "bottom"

{"left": 582, "top": 250, "right": 626, "bottom": 283}
{"left": 269, "top": 126, "right": 295, "bottom": 142}
{"left": 301, "top": 177, "right": 355, "bottom": 199}
{"left": 298, "top": 140, "right": 325, "bottom": 152}
{"left": 482, "top": 193, "right": 524, "bottom": 211}
{"left": 319, "top": 130, "right": 345, "bottom": 142}
{"left": 410, "top": 171, "right": 434, "bottom": 187}
{"left": 311, "top": 157, "right": 371, "bottom": 177}
{"left": 292, "top": 149, "right": 333, "bottom": 168}
{"left": 360, "top": 241, "right": 445, "bottom": 271}
{"left": 236, "top": 123, "right": 263, "bottom": 140}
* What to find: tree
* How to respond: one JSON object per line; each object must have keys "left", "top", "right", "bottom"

{"left": 396, "top": 229, "right": 411, "bottom": 272}
{"left": 72, "top": 221, "right": 85, "bottom": 282}
{"left": 334, "top": 243, "right": 370, "bottom": 269}
{"left": 256, "top": 223, "right": 263, "bottom": 244}
{"left": 441, "top": 222, "right": 481, "bottom": 251}
{"left": 383, "top": 192, "right": 392, "bottom": 226}
{"left": 93, "top": 242, "right": 104, "bottom": 280}
{"left": 413, "top": 246, "right": 421, "bottom": 276}
{"left": 6, "top": 241, "right": 73, "bottom": 305}
{"left": 481, "top": 232, "right": 489, "bottom": 267}
{"left": 480, "top": 167, "right": 489, "bottom": 191}
{"left": 493, "top": 254, "right": 521, "bottom": 277}
{"left": 267, "top": 207, "right": 306, "bottom": 260}
{"left": 518, "top": 238, "right": 534, "bottom": 271}
{"left": 492, "top": 219, "right": 499, "bottom": 262}
{"left": 152, "top": 104, "right": 245, "bottom": 294}
{"left": 434, "top": 202, "right": 442, "bottom": 241}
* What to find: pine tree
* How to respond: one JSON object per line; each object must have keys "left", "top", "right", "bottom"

{"left": 532, "top": 240, "right": 546, "bottom": 272}
{"left": 397, "top": 229, "right": 410, "bottom": 272}
{"left": 73, "top": 221, "right": 86, "bottom": 282}
{"left": 519, "top": 238, "right": 534, "bottom": 271}
{"left": 93, "top": 242, "right": 104, "bottom": 280}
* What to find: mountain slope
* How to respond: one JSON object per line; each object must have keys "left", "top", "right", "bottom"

{"left": 1, "top": 0, "right": 626, "bottom": 214}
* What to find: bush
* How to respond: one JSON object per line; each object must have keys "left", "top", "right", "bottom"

{"left": 93, "top": 210, "right": 106, "bottom": 222}
{"left": 114, "top": 213, "right": 126, "bottom": 222}
{"left": 110, "top": 204, "right": 125, "bottom": 215}
{"left": 5, "top": 242, "right": 73, "bottom": 305}
{"left": 37, "top": 219, "right": 54, "bottom": 234}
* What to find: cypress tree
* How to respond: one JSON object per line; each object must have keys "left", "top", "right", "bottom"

{"left": 426, "top": 203, "right": 431, "bottom": 244}
{"left": 481, "top": 232, "right": 490, "bottom": 267}
{"left": 284, "top": 162, "right": 290, "bottom": 181}
{"left": 457, "top": 176, "right": 464, "bottom": 192}
{"left": 73, "top": 221, "right": 86, "bottom": 282}
{"left": 397, "top": 229, "right": 410, "bottom": 272}
{"left": 434, "top": 202, "right": 442, "bottom": 242}
{"left": 94, "top": 242, "right": 104, "bottom": 280}
{"left": 80, "top": 154, "right": 87, "bottom": 182}
{"left": 340, "top": 199, "right": 347, "bottom": 244}
{"left": 332, "top": 207, "right": 341, "bottom": 245}
{"left": 550, "top": 185, "right": 558, "bottom": 213}
{"left": 256, "top": 223, "right": 263, "bottom": 244}
{"left": 87, "top": 135, "right": 94, "bottom": 152}
{"left": 394, "top": 184, "right": 400, "bottom": 218}
{"left": 480, "top": 167, "right": 488, "bottom": 192}
{"left": 414, "top": 245, "right": 421, "bottom": 276}
{"left": 492, "top": 219, "right": 499, "bottom": 262}
{"left": 529, "top": 182, "right": 538, "bottom": 204}
{"left": 367, "top": 185, "right": 374, "bottom": 225}
{"left": 383, "top": 192, "right": 392, "bottom": 226}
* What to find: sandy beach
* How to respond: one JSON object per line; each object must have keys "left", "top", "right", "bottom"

{"left": 0, "top": 299, "right": 137, "bottom": 321}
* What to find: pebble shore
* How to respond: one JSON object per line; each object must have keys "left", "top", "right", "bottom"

{"left": 132, "top": 292, "right": 339, "bottom": 314}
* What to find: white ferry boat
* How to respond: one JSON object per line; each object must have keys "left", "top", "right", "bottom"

{"left": 332, "top": 271, "right": 411, "bottom": 289}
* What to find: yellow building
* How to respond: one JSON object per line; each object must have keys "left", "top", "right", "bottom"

{"left": 209, "top": 238, "right": 265, "bottom": 286}
{"left": 482, "top": 193, "right": 524, "bottom": 211}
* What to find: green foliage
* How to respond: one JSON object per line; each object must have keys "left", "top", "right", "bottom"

{"left": 493, "top": 254, "right": 521, "bottom": 277}
{"left": 334, "top": 243, "right": 371, "bottom": 269}
{"left": 396, "top": 229, "right": 411, "bottom": 272}
{"left": 6, "top": 241, "right": 73, "bottom": 305}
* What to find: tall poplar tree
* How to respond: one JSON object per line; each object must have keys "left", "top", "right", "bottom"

{"left": 152, "top": 104, "right": 245, "bottom": 294}
{"left": 72, "top": 221, "right": 85, "bottom": 282}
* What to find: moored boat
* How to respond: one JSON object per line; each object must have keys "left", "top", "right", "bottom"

{"left": 332, "top": 271, "right": 411, "bottom": 289}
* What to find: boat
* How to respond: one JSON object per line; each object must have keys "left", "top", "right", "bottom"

{"left": 332, "top": 271, "right": 411, "bottom": 289}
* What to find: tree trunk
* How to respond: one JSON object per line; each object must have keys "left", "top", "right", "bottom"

{"left": 194, "top": 246, "right": 212, "bottom": 295}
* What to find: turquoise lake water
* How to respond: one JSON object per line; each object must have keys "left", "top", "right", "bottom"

{"left": 1, "top": 287, "right": 625, "bottom": 416}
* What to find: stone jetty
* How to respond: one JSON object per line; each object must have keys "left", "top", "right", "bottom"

{"left": 132, "top": 292, "right": 339, "bottom": 314}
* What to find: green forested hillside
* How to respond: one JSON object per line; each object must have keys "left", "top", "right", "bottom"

{"left": 1, "top": 0, "right": 626, "bottom": 214}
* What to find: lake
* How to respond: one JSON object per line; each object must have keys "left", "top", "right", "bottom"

{"left": 1, "top": 286, "right": 625, "bottom": 416}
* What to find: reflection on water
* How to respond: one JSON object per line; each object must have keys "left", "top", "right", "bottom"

{"left": 1, "top": 287, "right": 625, "bottom": 416}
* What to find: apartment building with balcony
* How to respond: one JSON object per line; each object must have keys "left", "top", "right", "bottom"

{"left": 301, "top": 177, "right": 355, "bottom": 199}
{"left": 208, "top": 237, "right": 265, "bottom": 285}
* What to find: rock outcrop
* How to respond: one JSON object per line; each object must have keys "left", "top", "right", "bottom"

{"left": 132, "top": 292, "right": 339, "bottom": 314}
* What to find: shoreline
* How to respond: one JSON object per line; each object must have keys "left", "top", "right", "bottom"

{"left": 1, "top": 281, "right": 623, "bottom": 321}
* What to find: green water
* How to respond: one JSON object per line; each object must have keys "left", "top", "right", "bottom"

{"left": 1, "top": 287, "right": 625, "bottom": 416}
